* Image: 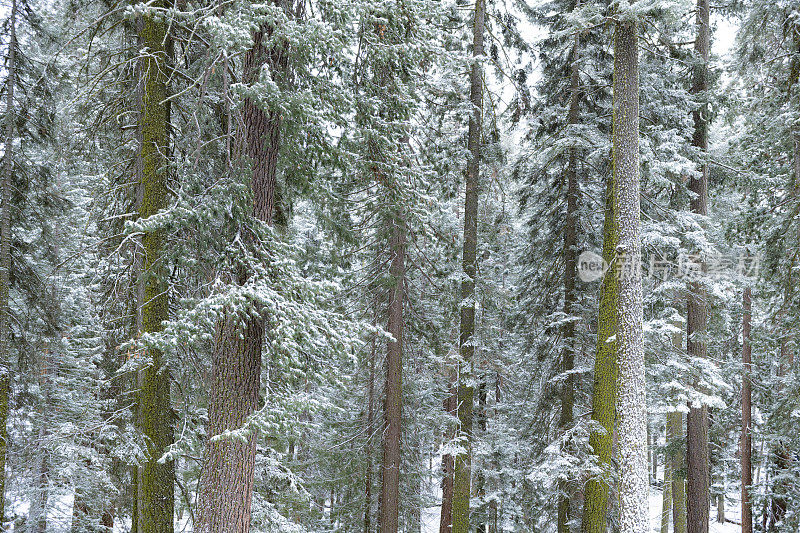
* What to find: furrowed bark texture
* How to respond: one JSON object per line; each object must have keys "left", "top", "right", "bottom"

{"left": 581, "top": 171, "right": 618, "bottom": 533}
{"left": 378, "top": 217, "right": 406, "bottom": 533}
{"left": 558, "top": 33, "right": 581, "bottom": 533}
{"left": 453, "top": 0, "right": 484, "bottom": 531}
{"left": 686, "top": 0, "right": 711, "bottom": 528}
{"left": 196, "top": 22, "right": 282, "bottom": 533}
{"left": 612, "top": 17, "right": 648, "bottom": 533}
{"left": 741, "top": 288, "right": 752, "bottom": 533}
{"left": 0, "top": 0, "right": 15, "bottom": 526}
{"left": 136, "top": 1, "right": 174, "bottom": 530}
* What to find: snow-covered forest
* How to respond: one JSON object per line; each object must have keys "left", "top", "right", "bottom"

{"left": 0, "top": 0, "right": 798, "bottom": 531}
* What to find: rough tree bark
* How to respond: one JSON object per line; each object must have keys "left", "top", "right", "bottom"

{"left": 135, "top": 0, "right": 174, "bottom": 530}
{"left": 558, "top": 32, "right": 581, "bottom": 533}
{"left": 196, "top": 21, "right": 283, "bottom": 533}
{"left": 378, "top": 216, "right": 406, "bottom": 533}
{"left": 612, "top": 14, "right": 648, "bottom": 533}
{"left": 581, "top": 168, "right": 617, "bottom": 533}
{"left": 741, "top": 288, "right": 752, "bottom": 533}
{"left": 686, "top": 0, "right": 711, "bottom": 528}
{"left": 452, "top": 0, "right": 484, "bottom": 531}
{"left": 0, "top": 0, "right": 16, "bottom": 526}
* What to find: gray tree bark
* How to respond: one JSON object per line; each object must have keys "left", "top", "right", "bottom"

{"left": 612, "top": 14, "right": 649, "bottom": 533}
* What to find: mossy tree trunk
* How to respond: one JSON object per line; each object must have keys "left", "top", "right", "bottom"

{"left": 452, "top": 1, "right": 484, "bottom": 531}
{"left": 135, "top": 0, "right": 174, "bottom": 531}
{"left": 580, "top": 166, "right": 617, "bottom": 533}
{"left": 611, "top": 14, "right": 648, "bottom": 533}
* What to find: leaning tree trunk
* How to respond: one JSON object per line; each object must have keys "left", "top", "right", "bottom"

{"left": 452, "top": 1, "right": 484, "bottom": 531}
{"left": 686, "top": 0, "right": 711, "bottom": 529}
{"left": 135, "top": 0, "right": 174, "bottom": 530}
{"left": 558, "top": 32, "right": 581, "bottom": 533}
{"left": 0, "top": 0, "right": 16, "bottom": 526}
{"left": 196, "top": 25, "right": 282, "bottom": 533}
{"left": 612, "top": 14, "right": 648, "bottom": 533}
{"left": 741, "top": 288, "right": 752, "bottom": 533}
{"left": 581, "top": 159, "right": 618, "bottom": 533}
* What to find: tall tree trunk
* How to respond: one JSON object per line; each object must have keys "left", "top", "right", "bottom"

{"left": 611, "top": 15, "right": 648, "bottom": 533}
{"left": 686, "top": 0, "right": 711, "bottom": 528}
{"left": 0, "top": 0, "right": 16, "bottom": 526}
{"left": 136, "top": 0, "right": 174, "bottom": 530}
{"left": 741, "top": 288, "right": 752, "bottom": 533}
{"left": 580, "top": 170, "right": 617, "bottom": 533}
{"left": 453, "top": 0, "right": 484, "bottom": 531}
{"left": 558, "top": 32, "right": 581, "bottom": 533}
{"left": 196, "top": 24, "right": 282, "bottom": 533}
{"left": 378, "top": 216, "right": 406, "bottom": 533}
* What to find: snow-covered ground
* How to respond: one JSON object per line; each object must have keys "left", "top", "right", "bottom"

{"left": 420, "top": 449, "right": 743, "bottom": 532}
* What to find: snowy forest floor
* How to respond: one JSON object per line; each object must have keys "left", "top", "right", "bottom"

{"left": 419, "top": 452, "right": 743, "bottom": 532}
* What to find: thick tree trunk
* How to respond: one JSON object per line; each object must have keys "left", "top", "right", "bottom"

{"left": 581, "top": 172, "right": 617, "bottom": 533}
{"left": 378, "top": 217, "right": 406, "bottom": 533}
{"left": 0, "top": 0, "right": 16, "bottom": 526}
{"left": 453, "top": 1, "right": 484, "bottom": 531}
{"left": 741, "top": 288, "right": 752, "bottom": 533}
{"left": 686, "top": 0, "right": 711, "bottom": 528}
{"left": 611, "top": 16, "right": 648, "bottom": 533}
{"left": 136, "top": 0, "right": 174, "bottom": 530}
{"left": 196, "top": 26, "right": 281, "bottom": 533}
{"left": 558, "top": 33, "right": 581, "bottom": 533}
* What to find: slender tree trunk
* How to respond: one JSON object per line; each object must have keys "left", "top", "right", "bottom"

{"left": 196, "top": 25, "right": 282, "bottom": 533}
{"left": 439, "top": 369, "right": 456, "bottom": 533}
{"left": 136, "top": 0, "right": 174, "bottom": 530}
{"left": 668, "top": 323, "right": 687, "bottom": 533}
{"left": 686, "top": 0, "right": 711, "bottom": 528}
{"left": 741, "top": 288, "right": 752, "bottom": 533}
{"left": 378, "top": 216, "right": 406, "bottom": 533}
{"left": 453, "top": 1, "right": 484, "bottom": 531}
{"left": 0, "top": 0, "right": 16, "bottom": 526}
{"left": 661, "top": 423, "right": 672, "bottom": 533}
{"left": 558, "top": 32, "right": 581, "bottom": 533}
{"left": 580, "top": 171, "right": 618, "bottom": 533}
{"left": 611, "top": 15, "right": 648, "bottom": 533}
{"left": 365, "top": 335, "right": 377, "bottom": 533}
